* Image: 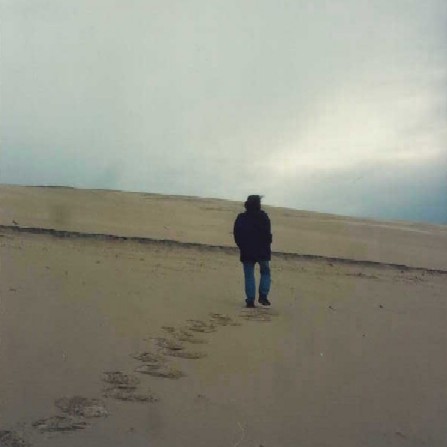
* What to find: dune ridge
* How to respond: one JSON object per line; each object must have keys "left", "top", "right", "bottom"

{"left": 1, "top": 224, "right": 446, "bottom": 276}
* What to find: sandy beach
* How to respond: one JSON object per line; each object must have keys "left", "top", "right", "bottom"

{"left": 1, "top": 185, "right": 447, "bottom": 447}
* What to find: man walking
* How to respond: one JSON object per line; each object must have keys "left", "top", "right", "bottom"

{"left": 233, "top": 195, "right": 272, "bottom": 308}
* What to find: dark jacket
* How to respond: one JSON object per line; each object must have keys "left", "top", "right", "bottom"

{"left": 233, "top": 210, "right": 272, "bottom": 262}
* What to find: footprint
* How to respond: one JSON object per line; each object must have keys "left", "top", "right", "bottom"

{"left": 103, "top": 387, "right": 159, "bottom": 403}
{"left": 162, "top": 328, "right": 207, "bottom": 345}
{"left": 163, "top": 350, "right": 207, "bottom": 359}
{"left": 241, "top": 314, "right": 271, "bottom": 322}
{"left": 208, "top": 313, "right": 232, "bottom": 326}
{"left": 54, "top": 396, "right": 108, "bottom": 418}
{"left": 32, "top": 415, "right": 89, "bottom": 432}
{"left": 209, "top": 313, "right": 240, "bottom": 327}
{"left": 103, "top": 371, "right": 140, "bottom": 387}
{"left": 155, "top": 337, "right": 184, "bottom": 351}
{"left": 131, "top": 352, "right": 166, "bottom": 365}
{"left": 102, "top": 368, "right": 160, "bottom": 402}
{"left": 239, "top": 309, "right": 274, "bottom": 322}
{"left": 174, "top": 330, "right": 207, "bottom": 344}
{"left": 186, "top": 320, "right": 216, "bottom": 333}
{"left": 135, "top": 364, "right": 185, "bottom": 379}
{"left": 0, "top": 430, "right": 30, "bottom": 447}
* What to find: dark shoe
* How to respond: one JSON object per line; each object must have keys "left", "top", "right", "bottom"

{"left": 245, "top": 300, "right": 256, "bottom": 308}
{"left": 258, "top": 295, "right": 271, "bottom": 306}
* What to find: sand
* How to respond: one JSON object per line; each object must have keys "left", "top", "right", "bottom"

{"left": 1, "top": 185, "right": 446, "bottom": 447}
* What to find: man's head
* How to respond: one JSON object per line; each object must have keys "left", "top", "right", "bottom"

{"left": 244, "top": 194, "right": 262, "bottom": 212}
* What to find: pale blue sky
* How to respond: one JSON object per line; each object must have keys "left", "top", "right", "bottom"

{"left": 1, "top": 0, "right": 446, "bottom": 223}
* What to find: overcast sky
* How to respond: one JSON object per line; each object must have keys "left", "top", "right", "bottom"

{"left": 1, "top": 0, "right": 446, "bottom": 223}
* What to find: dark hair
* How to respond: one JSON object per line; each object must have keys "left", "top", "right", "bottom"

{"left": 244, "top": 195, "right": 262, "bottom": 211}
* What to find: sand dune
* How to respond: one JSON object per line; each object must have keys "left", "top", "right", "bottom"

{"left": 1, "top": 185, "right": 446, "bottom": 447}
{"left": 1, "top": 184, "right": 446, "bottom": 269}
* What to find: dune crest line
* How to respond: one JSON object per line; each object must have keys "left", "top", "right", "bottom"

{"left": 1, "top": 224, "right": 446, "bottom": 275}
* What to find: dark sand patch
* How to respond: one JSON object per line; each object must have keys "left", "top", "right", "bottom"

{"left": 345, "top": 272, "right": 379, "bottom": 280}
{"left": 0, "top": 430, "right": 30, "bottom": 447}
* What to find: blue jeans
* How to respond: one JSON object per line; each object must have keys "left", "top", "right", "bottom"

{"left": 243, "top": 261, "right": 271, "bottom": 303}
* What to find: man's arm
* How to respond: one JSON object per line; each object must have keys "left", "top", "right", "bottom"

{"left": 266, "top": 214, "right": 272, "bottom": 243}
{"left": 260, "top": 212, "right": 272, "bottom": 244}
{"left": 233, "top": 214, "right": 243, "bottom": 248}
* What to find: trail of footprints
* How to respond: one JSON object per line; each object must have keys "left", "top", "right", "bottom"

{"left": 1, "top": 307, "right": 276, "bottom": 446}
